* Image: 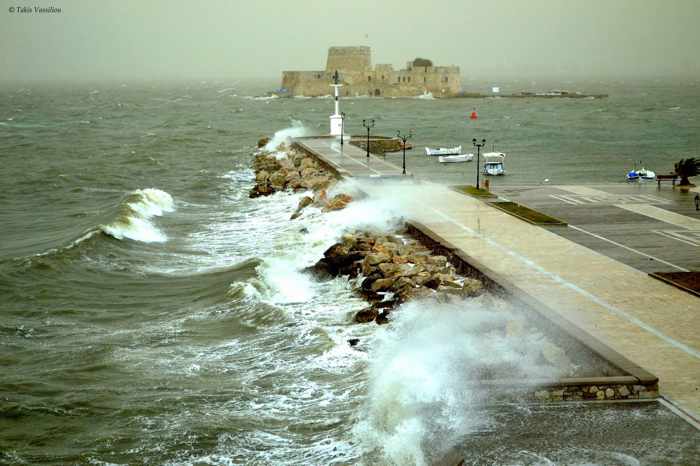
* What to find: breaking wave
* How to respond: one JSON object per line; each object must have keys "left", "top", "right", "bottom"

{"left": 354, "top": 298, "right": 562, "bottom": 465}
{"left": 100, "top": 188, "right": 175, "bottom": 242}
{"left": 263, "top": 120, "right": 313, "bottom": 152}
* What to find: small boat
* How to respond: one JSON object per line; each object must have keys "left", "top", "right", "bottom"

{"left": 438, "top": 153, "right": 474, "bottom": 163}
{"left": 482, "top": 152, "right": 506, "bottom": 176}
{"left": 425, "top": 145, "right": 462, "bottom": 156}
{"left": 626, "top": 168, "right": 656, "bottom": 182}
{"left": 626, "top": 162, "right": 656, "bottom": 182}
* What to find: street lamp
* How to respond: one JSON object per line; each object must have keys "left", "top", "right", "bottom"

{"left": 472, "top": 138, "right": 486, "bottom": 189}
{"left": 340, "top": 112, "right": 345, "bottom": 149}
{"left": 362, "top": 118, "right": 375, "bottom": 160}
{"left": 396, "top": 129, "right": 413, "bottom": 175}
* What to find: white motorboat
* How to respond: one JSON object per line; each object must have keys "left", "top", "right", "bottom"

{"left": 626, "top": 168, "right": 656, "bottom": 182}
{"left": 438, "top": 153, "right": 474, "bottom": 163}
{"left": 626, "top": 161, "right": 656, "bottom": 182}
{"left": 482, "top": 152, "right": 506, "bottom": 175}
{"left": 425, "top": 145, "right": 462, "bottom": 156}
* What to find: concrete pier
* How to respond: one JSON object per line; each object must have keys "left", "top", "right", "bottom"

{"left": 294, "top": 137, "right": 700, "bottom": 422}
{"left": 294, "top": 136, "right": 408, "bottom": 178}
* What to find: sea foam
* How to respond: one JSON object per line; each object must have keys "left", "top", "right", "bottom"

{"left": 263, "top": 120, "right": 312, "bottom": 152}
{"left": 354, "top": 298, "right": 562, "bottom": 465}
{"left": 101, "top": 188, "right": 175, "bottom": 243}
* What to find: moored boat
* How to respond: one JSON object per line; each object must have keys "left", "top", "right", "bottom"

{"left": 482, "top": 152, "right": 506, "bottom": 175}
{"left": 626, "top": 168, "right": 656, "bottom": 182}
{"left": 626, "top": 162, "right": 656, "bottom": 182}
{"left": 425, "top": 145, "right": 462, "bottom": 156}
{"left": 438, "top": 153, "right": 474, "bottom": 163}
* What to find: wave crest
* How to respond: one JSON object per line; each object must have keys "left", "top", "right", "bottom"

{"left": 100, "top": 188, "right": 175, "bottom": 242}
{"left": 263, "top": 120, "right": 312, "bottom": 152}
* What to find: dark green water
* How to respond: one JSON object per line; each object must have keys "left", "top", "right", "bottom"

{"left": 1, "top": 79, "right": 698, "bottom": 465}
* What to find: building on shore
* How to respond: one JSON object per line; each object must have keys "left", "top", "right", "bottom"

{"left": 280, "top": 46, "right": 462, "bottom": 98}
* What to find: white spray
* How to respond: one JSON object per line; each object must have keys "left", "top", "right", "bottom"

{"left": 353, "top": 297, "right": 563, "bottom": 466}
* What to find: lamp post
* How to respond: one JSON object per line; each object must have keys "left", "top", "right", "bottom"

{"left": 362, "top": 118, "right": 375, "bottom": 160}
{"left": 396, "top": 129, "right": 413, "bottom": 175}
{"left": 473, "top": 138, "right": 486, "bottom": 189}
{"left": 340, "top": 112, "right": 345, "bottom": 149}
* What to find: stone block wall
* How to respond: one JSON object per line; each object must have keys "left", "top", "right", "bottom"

{"left": 280, "top": 46, "right": 462, "bottom": 97}
{"left": 533, "top": 383, "right": 659, "bottom": 402}
{"left": 325, "top": 46, "right": 371, "bottom": 72}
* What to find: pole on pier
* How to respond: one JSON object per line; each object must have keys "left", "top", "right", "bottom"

{"left": 473, "top": 138, "right": 486, "bottom": 188}
{"left": 340, "top": 112, "right": 345, "bottom": 150}
{"left": 363, "top": 119, "right": 375, "bottom": 161}
{"left": 397, "top": 129, "right": 413, "bottom": 175}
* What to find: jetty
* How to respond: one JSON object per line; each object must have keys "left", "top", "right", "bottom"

{"left": 294, "top": 136, "right": 700, "bottom": 424}
{"left": 295, "top": 137, "right": 408, "bottom": 178}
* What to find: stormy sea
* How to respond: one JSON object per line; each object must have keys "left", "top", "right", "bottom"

{"left": 1, "top": 79, "right": 699, "bottom": 465}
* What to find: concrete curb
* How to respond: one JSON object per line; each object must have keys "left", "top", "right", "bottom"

{"left": 406, "top": 220, "right": 659, "bottom": 398}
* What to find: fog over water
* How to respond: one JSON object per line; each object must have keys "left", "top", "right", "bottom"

{"left": 2, "top": 2, "right": 700, "bottom": 464}
{"left": 1, "top": 0, "right": 700, "bottom": 82}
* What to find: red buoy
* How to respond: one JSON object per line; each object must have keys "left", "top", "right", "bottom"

{"left": 469, "top": 110, "right": 478, "bottom": 120}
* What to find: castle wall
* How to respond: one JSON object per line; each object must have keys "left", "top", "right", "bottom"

{"left": 281, "top": 47, "right": 462, "bottom": 98}
{"left": 325, "top": 46, "right": 371, "bottom": 73}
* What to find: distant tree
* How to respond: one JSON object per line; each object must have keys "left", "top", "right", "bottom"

{"left": 412, "top": 58, "right": 433, "bottom": 67}
{"left": 674, "top": 158, "right": 700, "bottom": 186}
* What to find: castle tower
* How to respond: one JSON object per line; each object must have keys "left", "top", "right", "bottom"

{"left": 325, "top": 46, "right": 371, "bottom": 73}
{"left": 329, "top": 70, "right": 343, "bottom": 136}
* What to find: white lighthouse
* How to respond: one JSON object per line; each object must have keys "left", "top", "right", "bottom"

{"left": 329, "top": 70, "right": 343, "bottom": 136}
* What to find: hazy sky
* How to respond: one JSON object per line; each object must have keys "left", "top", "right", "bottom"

{"left": 1, "top": 0, "right": 699, "bottom": 82}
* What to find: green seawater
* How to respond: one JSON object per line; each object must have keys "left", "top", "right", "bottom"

{"left": 1, "top": 79, "right": 699, "bottom": 465}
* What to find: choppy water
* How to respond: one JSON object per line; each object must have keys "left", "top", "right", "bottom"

{"left": 1, "top": 79, "right": 699, "bottom": 465}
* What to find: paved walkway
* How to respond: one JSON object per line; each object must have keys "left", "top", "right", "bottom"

{"left": 295, "top": 137, "right": 408, "bottom": 178}
{"left": 495, "top": 184, "right": 700, "bottom": 272}
{"left": 297, "top": 137, "right": 700, "bottom": 421}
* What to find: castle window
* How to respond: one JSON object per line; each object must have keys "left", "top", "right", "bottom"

{"left": 381, "top": 75, "right": 385, "bottom": 80}
{"left": 368, "top": 76, "right": 372, "bottom": 82}
{"left": 424, "top": 77, "right": 426, "bottom": 83}
{"left": 445, "top": 77, "right": 448, "bottom": 83}
{"left": 408, "top": 77, "right": 411, "bottom": 83}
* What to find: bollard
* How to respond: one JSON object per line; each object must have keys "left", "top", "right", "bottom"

{"left": 695, "top": 194, "right": 699, "bottom": 211}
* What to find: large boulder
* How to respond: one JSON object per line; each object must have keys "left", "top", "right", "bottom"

{"left": 253, "top": 154, "right": 281, "bottom": 173}
{"left": 269, "top": 171, "right": 287, "bottom": 190}
{"left": 360, "top": 272, "right": 384, "bottom": 291}
{"left": 290, "top": 196, "right": 314, "bottom": 220}
{"left": 371, "top": 277, "right": 396, "bottom": 292}
{"left": 378, "top": 262, "right": 401, "bottom": 277}
{"left": 366, "top": 253, "right": 391, "bottom": 266}
{"left": 301, "top": 175, "right": 330, "bottom": 190}
{"left": 300, "top": 158, "right": 317, "bottom": 170}
{"left": 323, "top": 193, "right": 352, "bottom": 212}
{"left": 286, "top": 173, "right": 304, "bottom": 191}
{"left": 318, "top": 243, "right": 364, "bottom": 276}
{"left": 249, "top": 182, "right": 273, "bottom": 198}
{"left": 354, "top": 307, "right": 378, "bottom": 323}
{"left": 255, "top": 170, "right": 270, "bottom": 183}
{"left": 300, "top": 167, "right": 318, "bottom": 178}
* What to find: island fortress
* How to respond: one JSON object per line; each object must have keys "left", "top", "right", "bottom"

{"left": 281, "top": 46, "right": 462, "bottom": 98}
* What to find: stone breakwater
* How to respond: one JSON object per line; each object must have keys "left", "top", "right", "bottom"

{"left": 250, "top": 139, "right": 484, "bottom": 326}
{"left": 310, "top": 231, "right": 483, "bottom": 325}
